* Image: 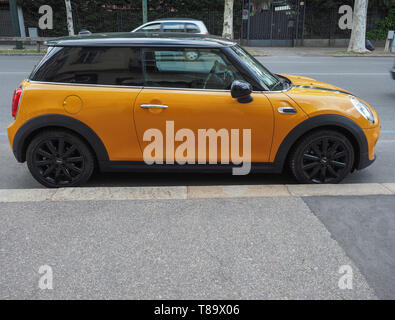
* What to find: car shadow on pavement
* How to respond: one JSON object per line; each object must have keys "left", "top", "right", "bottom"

{"left": 86, "top": 171, "right": 296, "bottom": 187}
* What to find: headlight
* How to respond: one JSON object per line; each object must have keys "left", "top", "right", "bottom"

{"left": 350, "top": 96, "right": 375, "bottom": 123}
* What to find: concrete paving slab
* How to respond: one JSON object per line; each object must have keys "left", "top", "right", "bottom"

{"left": 0, "top": 189, "right": 55, "bottom": 202}
{"left": 52, "top": 186, "right": 188, "bottom": 201}
{"left": 188, "top": 185, "right": 291, "bottom": 199}
{"left": 287, "top": 183, "right": 393, "bottom": 197}
{"left": 382, "top": 183, "right": 395, "bottom": 194}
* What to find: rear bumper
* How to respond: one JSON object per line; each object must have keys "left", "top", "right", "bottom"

{"left": 391, "top": 68, "right": 395, "bottom": 80}
{"left": 7, "top": 121, "right": 21, "bottom": 162}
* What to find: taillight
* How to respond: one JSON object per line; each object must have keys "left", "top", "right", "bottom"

{"left": 12, "top": 88, "right": 23, "bottom": 118}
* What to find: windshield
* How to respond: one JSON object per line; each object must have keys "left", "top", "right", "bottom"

{"left": 230, "top": 45, "right": 280, "bottom": 90}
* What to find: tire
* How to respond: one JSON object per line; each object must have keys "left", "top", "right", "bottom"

{"left": 289, "top": 130, "right": 354, "bottom": 184}
{"left": 26, "top": 130, "right": 95, "bottom": 188}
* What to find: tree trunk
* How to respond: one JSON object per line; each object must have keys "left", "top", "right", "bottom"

{"left": 64, "top": 0, "right": 75, "bottom": 36}
{"left": 347, "top": 0, "right": 369, "bottom": 52}
{"left": 222, "top": 0, "right": 234, "bottom": 39}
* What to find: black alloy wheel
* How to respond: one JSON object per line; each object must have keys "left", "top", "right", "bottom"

{"left": 27, "top": 130, "right": 94, "bottom": 188}
{"left": 289, "top": 130, "right": 354, "bottom": 184}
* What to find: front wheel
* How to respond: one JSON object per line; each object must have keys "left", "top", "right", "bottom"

{"left": 289, "top": 130, "right": 355, "bottom": 184}
{"left": 26, "top": 130, "right": 95, "bottom": 188}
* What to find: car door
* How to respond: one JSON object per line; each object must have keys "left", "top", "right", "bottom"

{"left": 133, "top": 47, "right": 274, "bottom": 166}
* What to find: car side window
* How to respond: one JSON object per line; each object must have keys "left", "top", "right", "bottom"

{"left": 141, "top": 48, "right": 245, "bottom": 90}
{"left": 185, "top": 23, "right": 200, "bottom": 33}
{"left": 162, "top": 22, "right": 185, "bottom": 32}
{"left": 31, "top": 47, "right": 144, "bottom": 86}
{"left": 140, "top": 23, "right": 161, "bottom": 32}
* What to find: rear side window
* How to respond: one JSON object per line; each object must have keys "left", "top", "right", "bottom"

{"left": 185, "top": 23, "right": 200, "bottom": 33}
{"left": 31, "top": 47, "right": 143, "bottom": 86}
{"left": 162, "top": 22, "right": 185, "bottom": 32}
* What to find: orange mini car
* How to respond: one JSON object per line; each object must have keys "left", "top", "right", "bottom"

{"left": 8, "top": 33, "right": 380, "bottom": 187}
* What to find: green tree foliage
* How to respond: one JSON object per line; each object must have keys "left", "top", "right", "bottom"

{"left": 366, "top": 8, "right": 395, "bottom": 40}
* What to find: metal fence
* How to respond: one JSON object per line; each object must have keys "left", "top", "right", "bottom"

{"left": 303, "top": 1, "right": 384, "bottom": 39}
{"left": 22, "top": 3, "right": 242, "bottom": 39}
{"left": 240, "top": 0, "right": 386, "bottom": 46}
{"left": 5, "top": 1, "right": 388, "bottom": 45}
{"left": 0, "top": 8, "right": 13, "bottom": 37}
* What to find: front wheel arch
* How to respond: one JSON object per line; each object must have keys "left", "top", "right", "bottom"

{"left": 285, "top": 126, "right": 360, "bottom": 171}
{"left": 274, "top": 115, "right": 368, "bottom": 172}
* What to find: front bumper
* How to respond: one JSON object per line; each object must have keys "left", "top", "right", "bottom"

{"left": 358, "top": 125, "right": 380, "bottom": 170}
{"left": 358, "top": 152, "right": 376, "bottom": 170}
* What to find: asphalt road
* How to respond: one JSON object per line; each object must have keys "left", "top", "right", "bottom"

{"left": 304, "top": 195, "right": 395, "bottom": 299}
{"left": 0, "top": 54, "right": 394, "bottom": 188}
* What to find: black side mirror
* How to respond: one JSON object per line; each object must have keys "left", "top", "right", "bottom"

{"left": 231, "top": 80, "right": 253, "bottom": 103}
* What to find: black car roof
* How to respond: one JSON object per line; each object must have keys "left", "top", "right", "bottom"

{"left": 45, "top": 32, "right": 235, "bottom": 48}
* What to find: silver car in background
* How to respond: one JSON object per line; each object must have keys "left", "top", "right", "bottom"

{"left": 131, "top": 18, "right": 209, "bottom": 35}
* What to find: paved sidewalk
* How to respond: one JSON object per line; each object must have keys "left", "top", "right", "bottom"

{"left": 1, "top": 185, "right": 394, "bottom": 299}
{"left": 0, "top": 196, "right": 378, "bottom": 299}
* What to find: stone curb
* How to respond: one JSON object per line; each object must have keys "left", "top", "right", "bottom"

{"left": 0, "top": 53, "right": 45, "bottom": 56}
{"left": 330, "top": 54, "right": 395, "bottom": 58}
{"left": 0, "top": 183, "right": 394, "bottom": 202}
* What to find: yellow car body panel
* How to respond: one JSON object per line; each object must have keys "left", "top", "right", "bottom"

{"left": 8, "top": 75, "right": 380, "bottom": 164}
{"left": 134, "top": 88, "right": 274, "bottom": 163}
{"left": 9, "top": 81, "right": 143, "bottom": 161}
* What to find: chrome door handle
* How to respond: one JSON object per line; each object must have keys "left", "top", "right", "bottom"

{"left": 140, "top": 104, "right": 168, "bottom": 109}
{"left": 278, "top": 107, "right": 297, "bottom": 114}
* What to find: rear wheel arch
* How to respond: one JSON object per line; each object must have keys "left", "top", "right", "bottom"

{"left": 13, "top": 114, "right": 109, "bottom": 164}
{"left": 274, "top": 115, "right": 368, "bottom": 171}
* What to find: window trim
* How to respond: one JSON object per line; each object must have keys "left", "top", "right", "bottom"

{"left": 223, "top": 46, "right": 269, "bottom": 91}
{"left": 137, "top": 23, "right": 162, "bottom": 32}
{"left": 27, "top": 79, "right": 292, "bottom": 95}
{"left": 29, "top": 45, "right": 272, "bottom": 92}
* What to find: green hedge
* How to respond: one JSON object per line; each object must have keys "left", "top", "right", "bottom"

{"left": 366, "top": 8, "right": 395, "bottom": 40}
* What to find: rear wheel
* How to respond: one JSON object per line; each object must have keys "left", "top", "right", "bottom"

{"left": 26, "top": 130, "right": 94, "bottom": 188}
{"left": 289, "top": 130, "right": 354, "bottom": 184}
